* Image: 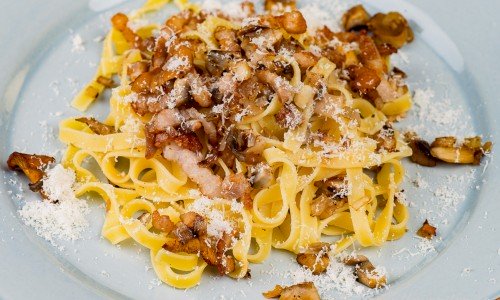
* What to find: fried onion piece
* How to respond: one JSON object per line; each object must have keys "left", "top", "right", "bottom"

{"left": 7, "top": 152, "right": 55, "bottom": 184}
{"left": 416, "top": 219, "right": 437, "bottom": 239}
{"left": 367, "top": 12, "right": 414, "bottom": 49}
{"left": 355, "top": 261, "right": 387, "bottom": 289}
{"left": 263, "top": 282, "right": 320, "bottom": 300}
{"left": 76, "top": 117, "right": 116, "bottom": 135}
{"left": 296, "top": 242, "right": 331, "bottom": 274}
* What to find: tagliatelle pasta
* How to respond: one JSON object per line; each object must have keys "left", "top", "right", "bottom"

{"left": 59, "top": 0, "right": 417, "bottom": 290}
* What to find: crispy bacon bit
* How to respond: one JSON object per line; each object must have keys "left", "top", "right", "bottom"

{"left": 263, "top": 282, "right": 320, "bottom": 300}
{"left": 275, "top": 103, "right": 302, "bottom": 129}
{"left": 296, "top": 242, "right": 331, "bottom": 274}
{"left": 342, "top": 5, "right": 370, "bottom": 31}
{"left": 163, "top": 144, "right": 223, "bottom": 198}
{"left": 346, "top": 65, "right": 381, "bottom": 95}
{"left": 7, "top": 152, "right": 55, "bottom": 184}
{"left": 256, "top": 70, "right": 294, "bottom": 103}
{"left": 214, "top": 27, "right": 241, "bottom": 52}
{"left": 277, "top": 10, "right": 307, "bottom": 34}
{"left": 151, "top": 210, "right": 175, "bottom": 234}
{"left": 76, "top": 117, "right": 116, "bottom": 135}
{"left": 96, "top": 76, "right": 115, "bottom": 88}
{"left": 355, "top": 260, "right": 387, "bottom": 289}
{"left": 293, "top": 51, "right": 319, "bottom": 70}
{"left": 417, "top": 219, "right": 437, "bottom": 239}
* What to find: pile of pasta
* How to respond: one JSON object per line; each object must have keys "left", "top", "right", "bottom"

{"left": 60, "top": 0, "right": 414, "bottom": 288}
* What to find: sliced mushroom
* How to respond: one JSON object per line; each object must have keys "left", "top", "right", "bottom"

{"left": 180, "top": 211, "right": 207, "bottom": 236}
{"left": 416, "top": 219, "right": 436, "bottom": 239}
{"left": 264, "top": 0, "right": 296, "bottom": 12}
{"left": 355, "top": 260, "right": 387, "bottom": 288}
{"left": 367, "top": 12, "right": 414, "bottom": 49}
{"left": 7, "top": 152, "right": 55, "bottom": 184}
{"left": 310, "top": 195, "right": 347, "bottom": 219}
{"left": 256, "top": 70, "right": 295, "bottom": 103}
{"left": 293, "top": 51, "right": 319, "bottom": 71}
{"left": 263, "top": 282, "right": 320, "bottom": 300}
{"left": 206, "top": 50, "right": 241, "bottom": 77}
{"left": 76, "top": 117, "right": 116, "bottom": 135}
{"left": 127, "top": 61, "right": 149, "bottom": 81}
{"left": 248, "top": 163, "right": 273, "bottom": 189}
{"left": 296, "top": 242, "right": 331, "bottom": 274}
{"left": 374, "top": 124, "right": 396, "bottom": 153}
{"left": 172, "top": 222, "right": 195, "bottom": 244}
{"left": 137, "top": 212, "right": 152, "bottom": 226}
{"left": 342, "top": 254, "right": 369, "bottom": 266}
{"left": 274, "top": 103, "right": 303, "bottom": 129}
{"left": 407, "top": 137, "right": 437, "bottom": 167}
{"left": 342, "top": 5, "right": 370, "bottom": 31}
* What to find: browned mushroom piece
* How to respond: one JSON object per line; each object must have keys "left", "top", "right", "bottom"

{"left": 172, "top": 221, "right": 195, "bottom": 244}
{"left": 163, "top": 237, "right": 201, "bottom": 254}
{"left": 263, "top": 282, "right": 320, "bottom": 300}
{"left": 76, "top": 117, "right": 116, "bottom": 135}
{"left": 214, "top": 27, "right": 241, "bottom": 52}
{"left": 310, "top": 195, "right": 347, "bottom": 219}
{"left": 180, "top": 211, "right": 207, "bottom": 236}
{"left": 264, "top": 0, "right": 296, "bottom": 12}
{"left": 262, "top": 285, "right": 284, "bottom": 298}
{"left": 276, "top": 10, "right": 307, "bottom": 34}
{"left": 274, "top": 103, "right": 303, "bottom": 129}
{"left": 7, "top": 152, "right": 55, "bottom": 184}
{"left": 429, "top": 136, "right": 491, "bottom": 165}
{"left": 151, "top": 210, "right": 175, "bottom": 234}
{"left": 416, "top": 219, "right": 437, "bottom": 239}
{"left": 127, "top": 61, "right": 149, "bottom": 81}
{"left": 355, "top": 260, "right": 387, "bottom": 288}
{"left": 293, "top": 51, "right": 319, "bottom": 70}
{"left": 407, "top": 136, "right": 437, "bottom": 167}
{"left": 346, "top": 65, "right": 381, "bottom": 95}
{"left": 206, "top": 50, "right": 241, "bottom": 77}
{"left": 342, "top": 5, "right": 371, "bottom": 31}
{"left": 296, "top": 242, "right": 331, "bottom": 274}
{"left": 247, "top": 163, "right": 273, "bottom": 189}
{"left": 374, "top": 124, "right": 397, "bottom": 153}
{"left": 342, "top": 254, "right": 369, "bottom": 266}
{"left": 367, "top": 12, "right": 414, "bottom": 49}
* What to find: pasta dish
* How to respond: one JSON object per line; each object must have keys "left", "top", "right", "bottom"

{"left": 6, "top": 0, "right": 492, "bottom": 297}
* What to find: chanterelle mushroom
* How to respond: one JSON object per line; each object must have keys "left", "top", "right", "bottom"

{"left": 416, "top": 219, "right": 437, "bottom": 239}
{"left": 430, "top": 136, "right": 491, "bottom": 165}
{"left": 263, "top": 282, "right": 320, "bottom": 300}
{"left": 296, "top": 242, "right": 331, "bottom": 274}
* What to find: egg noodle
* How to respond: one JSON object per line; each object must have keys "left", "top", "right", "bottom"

{"left": 60, "top": 0, "right": 413, "bottom": 288}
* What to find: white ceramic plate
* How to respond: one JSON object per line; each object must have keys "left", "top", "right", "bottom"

{"left": 0, "top": 0, "right": 499, "bottom": 299}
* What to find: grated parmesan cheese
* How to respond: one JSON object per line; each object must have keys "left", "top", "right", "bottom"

{"left": 189, "top": 197, "right": 239, "bottom": 240}
{"left": 18, "top": 165, "right": 89, "bottom": 245}
{"left": 71, "top": 34, "right": 85, "bottom": 53}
